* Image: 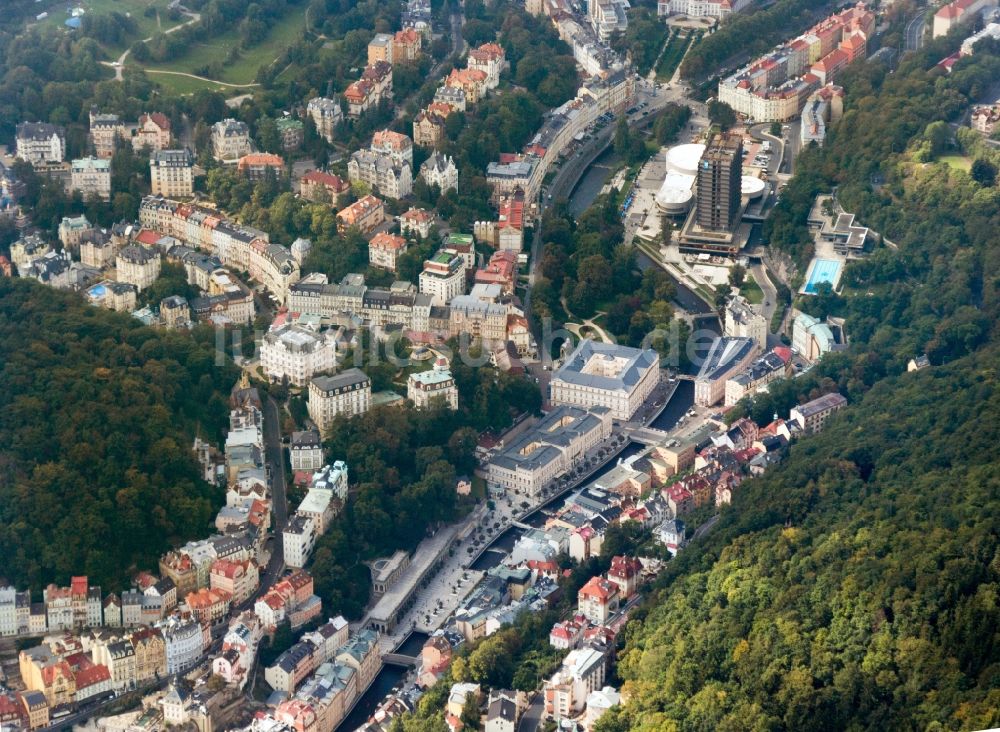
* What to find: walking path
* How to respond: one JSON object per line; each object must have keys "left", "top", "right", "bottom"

{"left": 100, "top": 8, "right": 200, "bottom": 80}
{"left": 144, "top": 69, "right": 260, "bottom": 88}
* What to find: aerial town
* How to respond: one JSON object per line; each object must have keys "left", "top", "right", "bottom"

{"left": 1, "top": 0, "right": 998, "bottom": 730}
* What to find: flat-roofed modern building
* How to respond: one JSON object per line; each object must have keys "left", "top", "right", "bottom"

{"left": 696, "top": 133, "right": 743, "bottom": 233}
{"left": 550, "top": 340, "right": 660, "bottom": 421}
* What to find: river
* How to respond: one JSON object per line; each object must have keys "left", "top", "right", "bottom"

{"left": 336, "top": 663, "right": 409, "bottom": 731}
{"left": 568, "top": 147, "right": 622, "bottom": 217}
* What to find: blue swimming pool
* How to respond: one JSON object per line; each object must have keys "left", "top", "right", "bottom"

{"left": 804, "top": 258, "right": 842, "bottom": 294}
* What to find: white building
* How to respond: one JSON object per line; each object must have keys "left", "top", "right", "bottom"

{"left": 289, "top": 429, "right": 324, "bottom": 472}
{"left": 348, "top": 150, "right": 412, "bottom": 199}
{"left": 407, "top": 358, "right": 458, "bottom": 410}
{"left": 588, "top": 0, "right": 628, "bottom": 43}
{"left": 15, "top": 122, "right": 65, "bottom": 164}
{"left": 307, "top": 97, "right": 343, "bottom": 143}
{"left": 150, "top": 149, "right": 195, "bottom": 197}
{"left": 584, "top": 686, "right": 621, "bottom": 730}
{"left": 487, "top": 406, "right": 613, "bottom": 497}
{"left": 116, "top": 245, "right": 161, "bottom": 292}
{"left": 260, "top": 323, "right": 340, "bottom": 387}
{"left": 543, "top": 646, "right": 608, "bottom": 721}
{"left": 550, "top": 340, "right": 660, "bottom": 421}
{"left": 0, "top": 587, "right": 29, "bottom": 636}
{"left": 658, "top": 0, "right": 750, "bottom": 18}
{"left": 419, "top": 152, "right": 458, "bottom": 194}
{"left": 694, "top": 337, "right": 757, "bottom": 407}
{"left": 161, "top": 618, "right": 205, "bottom": 675}
{"left": 654, "top": 518, "right": 685, "bottom": 556}
{"left": 283, "top": 515, "right": 318, "bottom": 569}
{"left": 212, "top": 119, "right": 253, "bottom": 162}
{"left": 419, "top": 250, "right": 465, "bottom": 306}
{"left": 70, "top": 157, "right": 112, "bottom": 201}
{"left": 308, "top": 369, "right": 372, "bottom": 434}
{"left": 789, "top": 391, "right": 846, "bottom": 433}
{"left": 723, "top": 294, "right": 767, "bottom": 350}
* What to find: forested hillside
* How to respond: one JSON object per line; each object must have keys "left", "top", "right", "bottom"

{"left": 597, "top": 30, "right": 1000, "bottom": 732}
{"left": 0, "top": 279, "right": 238, "bottom": 592}
{"left": 598, "top": 347, "right": 1000, "bottom": 730}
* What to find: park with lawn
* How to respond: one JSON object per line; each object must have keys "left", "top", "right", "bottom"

{"left": 35, "top": 0, "right": 187, "bottom": 54}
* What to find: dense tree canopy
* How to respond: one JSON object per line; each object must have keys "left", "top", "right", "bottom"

{"left": 0, "top": 279, "right": 238, "bottom": 592}
{"left": 598, "top": 346, "right": 1000, "bottom": 730}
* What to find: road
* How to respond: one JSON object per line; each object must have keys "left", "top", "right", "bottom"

{"left": 263, "top": 396, "right": 289, "bottom": 550}
{"left": 517, "top": 692, "right": 544, "bottom": 732}
{"left": 748, "top": 262, "right": 778, "bottom": 336}
{"left": 692, "top": 513, "right": 720, "bottom": 541}
{"left": 394, "top": 8, "right": 465, "bottom": 120}
{"left": 748, "top": 123, "right": 785, "bottom": 177}
{"left": 47, "top": 392, "right": 288, "bottom": 729}
{"left": 905, "top": 12, "right": 927, "bottom": 52}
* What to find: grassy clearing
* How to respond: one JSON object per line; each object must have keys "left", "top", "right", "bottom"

{"left": 37, "top": 0, "right": 182, "bottom": 54}
{"left": 143, "top": 8, "right": 304, "bottom": 85}
{"left": 656, "top": 31, "right": 693, "bottom": 81}
{"left": 741, "top": 274, "right": 764, "bottom": 304}
{"left": 939, "top": 154, "right": 972, "bottom": 172}
{"left": 146, "top": 71, "right": 246, "bottom": 95}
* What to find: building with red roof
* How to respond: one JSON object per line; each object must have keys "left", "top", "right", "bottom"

{"left": 133, "top": 112, "right": 172, "bottom": 151}
{"left": 133, "top": 229, "right": 161, "bottom": 248}
{"left": 446, "top": 68, "right": 489, "bottom": 105}
{"left": 577, "top": 577, "right": 620, "bottom": 624}
{"left": 369, "top": 232, "right": 408, "bottom": 272}
{"left": 664, "top": 483, "right": 694, "bottom": 515}
{"left": 300, "top": 170, "right": 349, "bottom": 204}
{"left": 210, "top": 558, "right": 259, "bottom": 605}
{"left": 474, "top": 249, "right": 518, "bottom": 293}
{"left": 393, "top": 27, "right": 422, "bottom": 62}
{"left": 237, "top": 153, "right": 285, "bottom": 181}
{"left": 72, "top": 662, "right": 112, "bottom": 704}
{"left": 933, "top": 0, "right": 989, "bottom": 37}
{"left": 606, "top": 556, "right": 643, "bottom": 599}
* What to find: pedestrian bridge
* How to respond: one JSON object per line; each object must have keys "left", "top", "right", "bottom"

{"left": 382, "top": 652, "right": 419, "bottom": 667}
{"left": 621, "top": 425, "right": 671, "bottom": 446}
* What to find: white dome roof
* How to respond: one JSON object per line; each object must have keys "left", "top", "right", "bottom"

{"left": 741, "top": 175, "right": 766, "bottom": 199}
{"left": 655, "top": 172, "right": 695, "bottom": 213}
{"left": 665, "top": 143, "right": 706, "bottom": 175}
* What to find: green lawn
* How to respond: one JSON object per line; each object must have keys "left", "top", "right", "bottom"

{"left": 656, "top": 32, "right": 693, "bottom": 81}
{"left": 145, "top": 71, "right": 244, "bottom": 95}
{"left": 141, "top": 8, "right": 305, "bottom": 85}
{"left": 741, "top": 274, "right": 765, "bottom": 304}
{"left": 37, "top": 0, "right": 184, "bottom": 55}
{"left": 939, "top": 154, "right": 972, "bottom": 172}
